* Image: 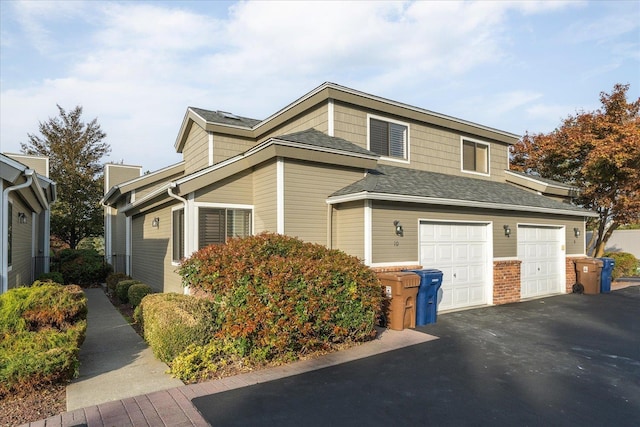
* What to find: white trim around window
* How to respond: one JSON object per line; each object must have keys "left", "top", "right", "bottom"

{"left": 367, "top": 113, "right": 410, "bottom": 164}
{"left": 193, "top": 202, "right": 254, "bottom": 250}
{"left": 461, "top": 136, "right": 490, "bottom": 176}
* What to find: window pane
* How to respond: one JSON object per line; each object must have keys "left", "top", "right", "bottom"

{"left": 476, "top": 144, "right": 488, "bottom": 173}
{"left": 7, "top": 202, "right": 12, "bottom": 266}
{"left": 172, "top": 209, "right": 184, "bottom": 262}
{"left": 199, "top": 208, "right": 225, "bottom": 248}
{"left": 369, "top": 118, "right": 389, "bottom": 156}
{"left": 389, "top": 123, "right": 406, "bottom": 158}
{"left": 227, "top": 210, "right": 251, "bottom": 239}
{"left": 462, "top": 140, "right": 475, "bottom": 171}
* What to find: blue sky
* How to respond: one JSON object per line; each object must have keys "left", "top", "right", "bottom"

{"left": 1, "top": 0, "right": 638, "bottom": 172}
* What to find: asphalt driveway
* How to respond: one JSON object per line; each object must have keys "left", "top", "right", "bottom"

{"left": 193, "top": 287, "right": 640, "bottom": 426}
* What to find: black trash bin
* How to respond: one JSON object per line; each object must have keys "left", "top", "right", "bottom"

{"left": 404, "top": 269, "right": 443, "bottom": 326}
{"left": 599, "top": 257, "right": 615, "bottom": 294}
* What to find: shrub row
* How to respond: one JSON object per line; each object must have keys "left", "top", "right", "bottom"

{"left": 0, "top": 282, "right": 87, "bottom": 397}
{"left": 603, "top": 252, "right": 639, "bottom": 280}
{"left": 57, "top": 249, "right": 111, "bottom": 285}
{"left": 176, "top": 233, "right": 384, "bottom": 371}
{"left": 134, "top": 293, "right": 218, "bottom": 363}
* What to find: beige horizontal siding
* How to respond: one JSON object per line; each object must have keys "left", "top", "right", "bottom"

{"left": 213, "top": 134, "right": 257, "bottom": 164}
{"left": 194, "top": 168, "right": 253, "bottom": 205}
{"left": 284, "top": 159, "right": 363, "bottom": 245}
{"left": 253, "top": 160, "right": 277, "bottom": 233}
{"left": 258, "top": 103, "right": 328, "bottom": 143}
{"left": 332, "top": 201, "right": 365, "bottom": 259}
{"left": 371, "top": 201, "right": 587, "bottom": 263}
{"left": 183, "top": 124, "right": 210, "bottom": 175}
{"left": 131, "top": 206, "right": 182, "bottom": 293}
{"left": 333, "top": 101, "right": 509, "bottom": 182}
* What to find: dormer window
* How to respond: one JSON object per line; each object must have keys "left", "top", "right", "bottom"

{"left": 368, "top": 115, "right": 409, "bottom": 161}
{"left": 462, "top": 138, "right": 489, "bottom": 175}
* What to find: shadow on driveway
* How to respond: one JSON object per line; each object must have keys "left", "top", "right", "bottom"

{"left": 193, "top": 287, "right": 640, "bottom": 426}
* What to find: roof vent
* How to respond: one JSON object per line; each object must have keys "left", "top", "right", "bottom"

{"left": 217, "top": 111, "right": 240, "bottom": 120}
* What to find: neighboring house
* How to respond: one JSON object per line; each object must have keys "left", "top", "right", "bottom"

{"left": 1, "top": 153, "right": 57, "bottom": 293}
{"left": 102, "top": 82, "right": 597, "bottom": 311}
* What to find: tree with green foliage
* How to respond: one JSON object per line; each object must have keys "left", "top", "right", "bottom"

{"left": 511, "top": 84, "right": 640, "bottom": 257}
{"left": 21, "top": 105, "right": 110, "bottom": 249}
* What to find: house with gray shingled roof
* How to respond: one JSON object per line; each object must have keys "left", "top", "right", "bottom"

{"left": 102, "top": 82, "right": 597, "bottom": 311}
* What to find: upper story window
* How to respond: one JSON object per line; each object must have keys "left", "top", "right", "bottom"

{"left": 368, "top": 115, "right": 409, "bottom": 161}
{"left": 462, "top": 138, "right": 489, "bottom": 175}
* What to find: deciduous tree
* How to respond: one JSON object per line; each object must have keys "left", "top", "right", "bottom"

{"left": 21, "top": 105, "right": 110, "bottom": 249}
{"left": 511, "top": 84, "right": 640, "bottom": 257}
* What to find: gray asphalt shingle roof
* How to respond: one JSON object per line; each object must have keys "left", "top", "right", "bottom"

{"left": 275, "top": 129, "right": 378, "bottom": 157}
{"left": 332, "top": 164, "right": 589, "bottom": 214}
{"left": 190, "top": 107, "right": 261, "bottom": 128}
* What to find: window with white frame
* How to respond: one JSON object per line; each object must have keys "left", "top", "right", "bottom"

{"left": 462, "top": 139, "right": 489, "bottom": 174}
{"left": 172, "top": 208, "right": 184, "bottom": 263}
{"left": 7, "top": 201, "right": 12, "bottom": 267}
{"left": 198, "top": 207, "right": 251, "bottom": 249}
{"left": 368, "top": 116, "right": 408, "bottom": 160}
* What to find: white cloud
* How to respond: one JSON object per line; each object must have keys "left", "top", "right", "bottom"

{"left": 1, "top": 0, "right": 627, "bottom": 172}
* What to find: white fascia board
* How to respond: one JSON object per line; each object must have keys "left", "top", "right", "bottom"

{"left": 505, "top": 170, "right": 576, "bottom": 191}
{"left": 326, "top": 192, "right": 599, "bottom": 218}
{"left": 120, "top": 183, "right": 171, "bottom": 214}
{"left": 102, "top": 162, "right": 184, "bottom": 205}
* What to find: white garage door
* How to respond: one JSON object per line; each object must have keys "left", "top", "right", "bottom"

{"left": 518, "top": 225, "right": 564, "bottom": 299}
{"left": 419, "top": 222, "right": 490, "bottom": 311}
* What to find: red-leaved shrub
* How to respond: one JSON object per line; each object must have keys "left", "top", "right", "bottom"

{"left": 178, "top": 233, "right": 384, "bottom": 361}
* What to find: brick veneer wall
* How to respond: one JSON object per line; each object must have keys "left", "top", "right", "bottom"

{"left": 493, "top": 260, "right": 522, "bottom": 305}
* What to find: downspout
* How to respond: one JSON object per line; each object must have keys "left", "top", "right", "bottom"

{"left": 167, "top": 183, "right": 190, "bottom": 295}
{"left": 2, "top": 169, "right": 34, "bottom": 294}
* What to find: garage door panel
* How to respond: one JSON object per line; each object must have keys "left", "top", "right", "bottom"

{"left": 420, "top": 222, "right": 490, "bottom": 311}
{"left": 518, "top": 225, "right": 564, "bottom": 299}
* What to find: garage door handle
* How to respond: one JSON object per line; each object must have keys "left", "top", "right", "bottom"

{"left": 453, "top": 273, "right": 457, "bottom": 278}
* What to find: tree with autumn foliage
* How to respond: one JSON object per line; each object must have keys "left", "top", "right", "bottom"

{"left": 511, "top": 84, "right": 640, "bottom": 257}
{"left": 21, "top": 105, "right": 110, "bottom": 249}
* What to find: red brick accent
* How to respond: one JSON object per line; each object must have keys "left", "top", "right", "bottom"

{"left": 566, "top": 256, "right": 587, "bottom": 293}
{"left": 370, "top": 265, "right": 422, "bottom": 273}
{"left": 493, "top": 260, "right": 522, "bottom": 305}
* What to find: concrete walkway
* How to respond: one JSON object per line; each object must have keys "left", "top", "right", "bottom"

{"left": 22, "top": 287, "right": 435, "bottom": 427}
{"left": 66, "top": 288, "right": 184, "bottom": 411}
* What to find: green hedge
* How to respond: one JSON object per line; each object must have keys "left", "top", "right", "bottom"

{"left": 128, "top": 283, "right": 153, "bottom": 307}
{"left": 603, "top": 252, "right": 639, "bottom": 279}
{"left": 178, "top": 233, "right": 384, "bottom": 364}
{"left": 0, "top": 282, "right": 87, "bottom": 397}
{"left": 134, "top": 293, "right": 217, "bottom": 363}
{"left": 106, "top": 272, "right": 132, "bottom": 293}
{"left": 58, "top": 249, "right": 111, "bottom": 285}
{"left": 36, "top": 272, "right": 64, "bottom": 284}
{"left": 116, "top": 280, "right": 141, "bottom": 303}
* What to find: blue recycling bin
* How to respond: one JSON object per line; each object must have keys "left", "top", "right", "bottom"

{"left": 405, "top": 269, "right": 443, "bottom": 326}
{"left": 599, "top": 257, "right": 615, "bottom": 293}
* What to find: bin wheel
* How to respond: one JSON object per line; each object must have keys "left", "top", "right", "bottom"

{"left": 572, "top": 283, "right": 584, "bottom": 294}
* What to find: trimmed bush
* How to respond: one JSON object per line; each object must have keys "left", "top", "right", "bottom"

{"left": 36, "top": 271, "right": 64, "bottom": 284}
{"left": 604, "top": 252, "right": 639, "bottom": 280}
{"left": 135, "top": 293, "right": 217, "bottom": 363}
{"left": 178, "top": 233, "right": 384, "bottom": 364}
{"left": 128, "top": 283, "right": 154, "bottom": 307}
{"left": 106, "top": 272, "right": 132, "bottom": 293}
{"left": 0, "top": 282, "right": 87, "bottom": 397}
{"left": 58, "top": 249, "right": 111, "bottom": 285}
{"left": 115, "top": 279, "right": 141, "bottom": 303}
